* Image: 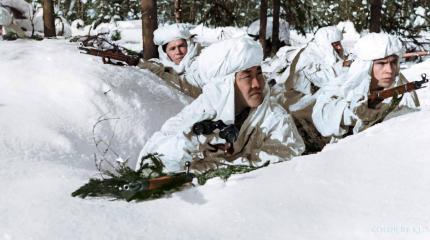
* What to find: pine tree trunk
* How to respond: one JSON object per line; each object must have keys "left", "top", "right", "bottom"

{"left": 43, "top": 0, "right": 56, "bottom": 37}
{"left": 189, "top": 0, "right": 196, "bottom": 22}
{"left": 175, "top": 0, "right": 182, "bottom": 23}
{"left": 76, "top": 0, "right": 81, "bottom": 19}
{"left": 259, "top": 0, "right": 268, "bottom": 58}
{"left": 271, "top": 0, "right": 280, "bottom": 55}
{"left": 369, "top": 0, "right": 383, "bottom": 33}
{"left": 141, "top": 0, "right": 158, "bottom": 60}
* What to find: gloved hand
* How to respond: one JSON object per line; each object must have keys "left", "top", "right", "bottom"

{"left": 183, "top": 109, "right": 216, "bottom": 134}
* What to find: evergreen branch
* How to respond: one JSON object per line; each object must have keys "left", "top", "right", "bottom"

{"left": 72, "top": 156, "right": 270, "bottom": 202}
{"left": 72, "top": 154, "right": 196, "bottom": 201}
{"left": 196, "top": 161, "right": 270, "bottom": 185}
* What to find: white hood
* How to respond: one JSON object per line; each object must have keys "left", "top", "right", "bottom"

{"left": 195, "top": 36, "right": 264, "bottom": 124}
{"left": 153, "top": 23, "right": 198, "bottom": 74}
{"left": 305, "top": 26, "right": 343, "bottom": 67}
{"left": 187, "top": 36, "right": 264, "bottom": 88}
{"left": 153, "top": 23, "right": 193, "bottom": 46}
{"left": 340, "top": 33, "right": 405, "bottom": 101}
{"left": 353, "top": 32, "right": 405, "bottom": 61}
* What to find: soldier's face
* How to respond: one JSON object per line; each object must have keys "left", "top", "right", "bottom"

{"left": 165, "top": 39, "right": 188, "bottom": 64}
{"left": 371, "top": 55, "right": 399, "bottom": 89}
{"left": 331, "top": 41, "right": 344, "bottom": 58}
{"left": 235, "top": 66, "right": 265, "bottom": 110}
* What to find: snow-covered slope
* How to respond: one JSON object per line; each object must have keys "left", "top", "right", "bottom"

{"left": 0, "top": 39, "right": 189, "bottom": 167}
{"left": 1, "top": 39, "right": 430, "bottom": 240}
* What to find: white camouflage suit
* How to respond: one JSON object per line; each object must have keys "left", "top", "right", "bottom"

{"left": 137, "top": 37, "right": 305, "bottom": 173}
{"left": 274, "top": 26, "right": 346, "bottom": 153}
{"left": 312, "top": 33, "right": 420, "bottom": 138}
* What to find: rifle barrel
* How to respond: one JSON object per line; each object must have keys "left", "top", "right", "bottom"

{"left": 78, "top": 47, "right": 140, "bottom": 66}
{"left": 403, "top": 51, "right": 430, "bottom": 59}
{"left": 368, "top": 73, "right": 429, "bottom": 102}
{"left": 343, "top": 51, "right": 429, "bottom": 67}
{"left": 369, "top": 82, "right": 417, "bottom": 102}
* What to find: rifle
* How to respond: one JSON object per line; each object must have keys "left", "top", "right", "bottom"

{"left": 403, "top": 50, "right": 430, "bottom": 59}
{"left": 72, "top": 152, "right": 271, "bottom": 201}
{"left": 120, "top": 167, "right": 195, "bottom": 201}
{"left": 79, "top": 32, "right": 109, "bottom": 47}
{"left": 71, "top": 157, "right": 195, "bottom": 201}
{"left": 343, "top": 51, "right": 430, "bottom": 67}
{"left": 368, "top": 73, "right": 428, "bottom": 103}
{"left": 79, "top": 46, "right": 141, "bottom": 66}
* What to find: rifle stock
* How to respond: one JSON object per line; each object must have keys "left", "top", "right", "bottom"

{"left": 368, "top": 73, "right": 429, "bottom": 102}
{"left": 79, "top": 46, "right": 140, "bottom": 66}
{"left": 145, "top": 172, "right": 194, "bottom": 191}
{"left": 119, "top": 171, "right": 194, "bottom": 201}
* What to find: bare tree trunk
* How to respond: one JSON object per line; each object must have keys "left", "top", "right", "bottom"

{"left": 76, "top": 0, "right": 80, "bottom": 19}
{"left": 369, "top": 0, "right": 383, "bottom": 33}
{"left": 175, "top": 0, "right": 182, "bottom": 23}
{"left": 272, "top": 0, "right": 280, "bottom": 55}
{"left": 259, "top": 0, "right": 268, "bottom": 58}
{"left": 141, "top": 0, "right": 158, "bottom": 60}
{"left": 43, "top": 0, "right": 56, "bottom": 37}
{"left": 189, "top": 0, "right": 196, "bottom": 22}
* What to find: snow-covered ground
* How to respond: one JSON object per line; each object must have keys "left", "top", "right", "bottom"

{"left": 1, "top": 29, "right": 430, "bottom": 239}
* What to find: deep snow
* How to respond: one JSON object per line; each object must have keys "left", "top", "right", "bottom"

{"left": 1, "top": 26, "right": 430, "bottom": 239}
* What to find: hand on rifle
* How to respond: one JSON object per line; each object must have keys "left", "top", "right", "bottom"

{"left": 367, "top": 95, "right": 385, "bottom": 109}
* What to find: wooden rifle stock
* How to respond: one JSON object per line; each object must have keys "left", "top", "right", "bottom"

{"left": 120, "top": 171, "right": 194, "bottom": 201}
{"left": 122, "top": 161, "right": 194, "bottom": 200}
{"left": 78, "top": 46, "right": 140, "bottom": 66}
{"left": 145, "top": 172, "right": 194, "bottom": 191}
{"left": 368, "top": 73, "right": 429, "bottom": 102}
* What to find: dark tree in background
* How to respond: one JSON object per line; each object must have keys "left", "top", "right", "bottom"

{"left": 43, "top": 0, "right": 56, "bottom": 37}
{"left": 272, "top": 0, "right": 281, "bottom": 55}
{"left": 175, "top": 0, "right": 182, "bottom": 23}
{"left": 369, "top": 0, "right": 383, "bottom": 32}
{"left": 259, "top": 0, "right": 268, "bottom": 57}
{"left": 141, "top": 0, "right": 158, "bottom": 60}
{"left": 29, "top": 0, "right": 429, "bottom": 44}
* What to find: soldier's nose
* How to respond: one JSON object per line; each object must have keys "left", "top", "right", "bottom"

{"left": 251, "top": 77, "right": 261, "bottom": 89}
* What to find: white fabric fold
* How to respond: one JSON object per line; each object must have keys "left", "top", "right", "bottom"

{"left": 187, "top": 36, "right": 264, "bottom": 86}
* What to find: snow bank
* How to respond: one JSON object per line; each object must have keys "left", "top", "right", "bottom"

{"left": 0, "top": 39, "right": 189, "bottom": 168}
